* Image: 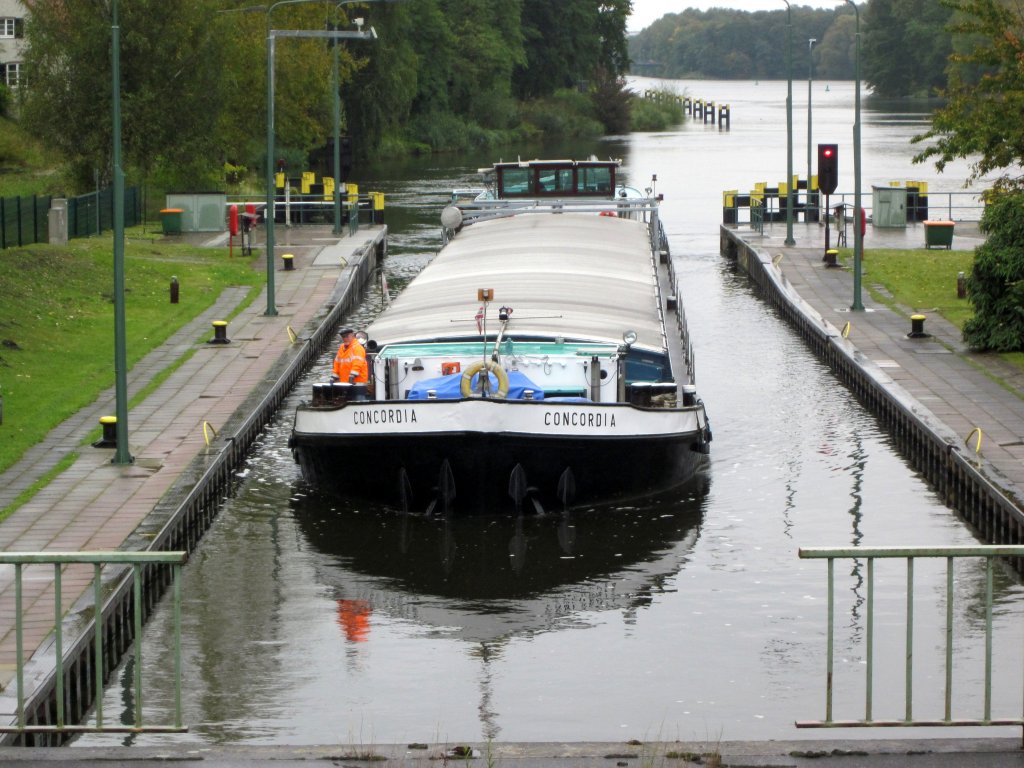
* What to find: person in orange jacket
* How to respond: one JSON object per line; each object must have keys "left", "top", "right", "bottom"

{"left": 332, "top": 328, "right": 368, "bottom": 383}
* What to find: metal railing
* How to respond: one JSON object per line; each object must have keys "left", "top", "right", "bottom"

{"left": 726, "top": 190, "right": 987, "bottom": 228}
{"left": 797, "top": 546, "right": 1024, "bottom": 732}
{"left": 0, "top": 551, "right": 187, "bottom": 736}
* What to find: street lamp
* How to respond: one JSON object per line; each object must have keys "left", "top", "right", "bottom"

{"left": 333, "top": 1, "right": 388, "bottom": 235}
{"left": 781, "top": 0, "right": 795, "bottom": 245}
{"left": 845, "top": 0, "right": 864, "bottom": 311}
{"left": 807, "top": 37, "right": 816, "bottom": 218}
{"left": 265, "top": 0, "right": 377, "bottom": 315}
{"left": 111, "top": 0, "right": 132, "bottom": 464}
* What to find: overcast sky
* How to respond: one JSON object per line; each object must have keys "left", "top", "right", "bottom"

{"left": 628, "top": 1, "right": 843, "bottom": 32}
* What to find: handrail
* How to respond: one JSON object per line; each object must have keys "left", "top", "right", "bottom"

{"left": 727, "top": 189, "right": 987, "bottom": 226}
{"left": 0, "top": 551, "right": 188, "bottom": 735}
{"left": 797, "top": 545, "right": 1024, "bottom": 731}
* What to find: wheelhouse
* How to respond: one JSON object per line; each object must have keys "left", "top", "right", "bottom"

{"left": 486, "top": 159, "right": 619, "bottom": 198}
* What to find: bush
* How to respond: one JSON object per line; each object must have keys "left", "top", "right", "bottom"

{"left": 0, "top": 85, "right": 9, "bottom": 118}
{"left": 518, "top": 89, "right": 604, "bottom": 138}
{"left": 962, "top": 190, "right": 1024, "bottom": 351}
{"left": 630, "top": 91, "right": 685, "bottom": 132}
{"left": 590, "top": 69, "right": 632, "bottom": 134}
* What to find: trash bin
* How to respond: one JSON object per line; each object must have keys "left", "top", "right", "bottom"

{"left": 924, "top": 220, "right": 955, "bottom": 249}
{"left": 160, "top": 208, "right": 184, "bottom": 235}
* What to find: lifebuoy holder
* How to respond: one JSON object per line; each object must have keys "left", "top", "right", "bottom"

{"left": 460, "top": 360, "right": 509, "bottom": 398}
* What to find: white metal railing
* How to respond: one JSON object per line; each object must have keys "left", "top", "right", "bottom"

{"left": 798, "top": 546, "right": 1024, "bottom": 733}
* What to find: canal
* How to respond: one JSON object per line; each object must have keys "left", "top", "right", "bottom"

{"left": 78, "top": 79, "right": 1023, "bottom": 746}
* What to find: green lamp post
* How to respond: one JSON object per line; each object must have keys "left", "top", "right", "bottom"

{"left": 781, "top": 0, "right": 795, "bottom": 246}
{"left": 845, "top": 0, "right": 864, "bottom": 311}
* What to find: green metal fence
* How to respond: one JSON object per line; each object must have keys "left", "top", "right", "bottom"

{"left": 0, "top": 187, "right": 142, "bottom": 250}
{"left": 797, "top": 545, "right": 1024, "bottom": 732}
{"left": 67, "top": 186, "right": 142, "bottom": 239}
{"left": 0, "top": 195, "right": 51, "bottom": 249}
{"left": 0, "top": 551, "right": 187, "bottom": 736}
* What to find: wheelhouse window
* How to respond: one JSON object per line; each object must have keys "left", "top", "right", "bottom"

{"left": 577, "top": 166, "right": 613, "bottom": 194}
{"left": 536, "top": 167, "right": 574, "bottom": 195}
{"left": 499, "top": 168, "right": 530, "bottom": 196}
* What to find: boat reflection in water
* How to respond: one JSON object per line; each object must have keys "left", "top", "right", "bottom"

{"left": 290, "top": 477, "right": 708, "bottom": 645}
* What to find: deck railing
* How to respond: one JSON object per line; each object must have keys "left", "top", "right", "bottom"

{"left": 797, "top": 546, "right": 1024, "bottom": 733}
{"left": 0, "top": 551, "right": 187, "bottom": 737}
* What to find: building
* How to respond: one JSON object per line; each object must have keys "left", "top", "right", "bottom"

{"left": 0, "top": 0, "right": 25, "bottom": 88}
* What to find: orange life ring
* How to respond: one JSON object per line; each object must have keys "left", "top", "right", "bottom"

{"left": 599, "top": 210, "right": 617, "bottom": 217}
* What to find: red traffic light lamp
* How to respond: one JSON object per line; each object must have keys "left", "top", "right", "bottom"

{"left": 817, "top": 143, "right": 838, "bottom": 195}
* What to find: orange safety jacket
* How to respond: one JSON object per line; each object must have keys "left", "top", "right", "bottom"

{"left": 333, "top": 339, "right": 368, "bottom": 383}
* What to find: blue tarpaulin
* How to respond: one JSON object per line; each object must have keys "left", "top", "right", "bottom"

{"left": 407, "top": 369, "right": 545, "bottom": 400}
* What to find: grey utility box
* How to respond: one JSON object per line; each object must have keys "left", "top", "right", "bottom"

{"left": 872, "top": 185, "right": 908, "bottom": 228}
{"left": 164, "top": 193, "right": 227, "bottom": 232}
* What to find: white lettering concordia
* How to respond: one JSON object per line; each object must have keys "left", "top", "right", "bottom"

{"left": 543, "top": 411, "right": 616, "bottom": 428}
{"left": 353, "top": 408, "right": 418, "bottom": 425}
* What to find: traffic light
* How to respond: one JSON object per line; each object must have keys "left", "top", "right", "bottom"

{"left": 818, "top": 143, "right": 838, "bottom": 194}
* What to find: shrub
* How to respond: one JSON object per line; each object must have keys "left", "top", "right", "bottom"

{"left": 962, "top": 190, "right": 1024, "bottom": 351}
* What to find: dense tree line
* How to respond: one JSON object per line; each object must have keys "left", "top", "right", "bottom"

{"left": 628, "top": 2, "right": 955, "bottom": 98}
{"left": 18, "top": 0, "right": 631, "bottom": 192}
{"left": 629, "top": 7, "right": 857, "bottom": 81}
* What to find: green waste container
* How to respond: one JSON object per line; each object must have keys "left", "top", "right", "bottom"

{"left": 924, "top": 220, "right": 954, "bottom": 249}
{"left": 160, "top": 208, "right": 184, "bottom": 235}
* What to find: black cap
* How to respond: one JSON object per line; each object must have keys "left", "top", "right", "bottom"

{"left": 339, "top": 328, "right": 355, "bottom": 336}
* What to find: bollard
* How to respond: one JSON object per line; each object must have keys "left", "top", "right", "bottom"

{"left": 957, "top": 271, "right": 966, "bottom": 299}
{"left": 282, "top": 253, "right": 294, "bottom": 271}
{"left": 824, "top": 249, "right": 838, "bottom": 267}
{"left": 209, "top": 320, "right": 231, "bottom": 344}
{"left": 170, "top": 275, "right": 179, "bottom": 304}
{"left": 93, "top": 416, "right": 117, "bottom": 448}
{"left": 908, "top": 314, "right": 929, "bottom": 338}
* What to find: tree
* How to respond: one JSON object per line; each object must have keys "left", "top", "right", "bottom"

{"left": 22, "top": 0, "right": 229, "bottom": 190}
{"left": 626, "top": 7, "right": 853, "bottom": 81}
{"left": 863, "top": 0, "right": 953, "bottom": 98}
{"left": 912, "top": 0, "right": 1024, "bottom": 188}
{"left": 962, "top": 191, "right": 1024, "bottom": 351}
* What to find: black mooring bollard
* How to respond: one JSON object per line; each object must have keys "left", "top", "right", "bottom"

{"left": 93, "top": 416, "right": 117, "bottom": 448}
{"left": 824, "top": 249, "right": 839, "bottom": 267}
{"left": 170, "top": 275, "right": 179, "bottom": 304}
{"left": 908, "top": 314, "right": 929, "bottom": 338}
{"left": 282, "top": 253, "right": 294, "bottom": 271}
{"left": 209, "top": 320, "right": 231, "bottom": 344}
{"left": 957, "top": 271, "right": 966, "bottom": 299}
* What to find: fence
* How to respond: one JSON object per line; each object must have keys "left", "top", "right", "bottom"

{"left": 0, "top": 551, "right": 187, "bottom": 740}
{"left": 724, "top": 188, "right": 987, "bottom": 228}
{"left": 67, "top": 186, "right": 142, "bottom": 239}
{"left": 0, "top": 195, "right": 51, "bottom": 249}
{"left": 797, "top": 545, "right": 1024, "bottom": 733}
{"left": 0, "top": 186, "right": 142, "bottom": 250}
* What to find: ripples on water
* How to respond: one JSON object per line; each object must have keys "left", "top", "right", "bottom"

{"left": 78, "top": 81, "right": 1022, "bottom": 747}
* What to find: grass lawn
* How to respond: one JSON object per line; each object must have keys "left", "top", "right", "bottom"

{"left": 842, "top": 246, "right": 1024, "bottom": 373}
{"left": 850, "top": 247, "right": 975, "bottom": 328}
{"left": 0, "top": 228, "right": 263, "bottom": 474}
